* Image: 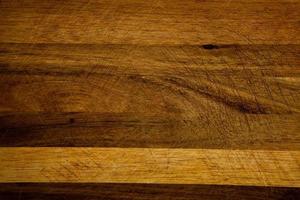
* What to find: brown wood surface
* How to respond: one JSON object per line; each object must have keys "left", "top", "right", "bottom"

{"left": 1, "top": 183, "right": 299, "bottom": 200}
{"left": 1, "top": 0, "right": 299, "bottom": 45}
{"left": 0, "top": 0, "right": 299, "bottom": 199}
{"left": 0, "top": 44, "right": 300, "bottom": 149}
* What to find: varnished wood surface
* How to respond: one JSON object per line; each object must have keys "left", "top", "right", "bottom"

{"left": 0, "top": 0, "right": 300, "bottom": 199}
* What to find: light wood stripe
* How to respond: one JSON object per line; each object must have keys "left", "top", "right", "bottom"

{"left": 0, "top": 148, "right": 299, "bottom": 187}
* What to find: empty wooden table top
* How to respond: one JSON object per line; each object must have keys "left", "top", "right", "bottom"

{"left": 0, "top": 0, "right": 299, "bottom": 199}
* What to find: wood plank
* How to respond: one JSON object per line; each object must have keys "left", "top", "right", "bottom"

{"left": 0, "top": 0, "right": 299, "bottom": 45}
{"left": 1, "top": 183, "right": 299, "bottom": 200}
{"left": 1, "top": 43, "right": 299, "bottom": 113}
{"left": 0, "top": 43, "right": 299, "bottom": 149}
{"left": 0, "top": 148, "right": 299, "bottom": 187}
{"left": 1, "top": 112, "right": 300, "bottom": 149}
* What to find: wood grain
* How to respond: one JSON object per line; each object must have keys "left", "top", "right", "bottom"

{"left": 1, "top": 183, "right": 299, "bottom": 200}
{"left": 1, "top": 43, "right": 299, "bottom": 113}
{"left": 0, "top": 148, "right": 299, "bottom": 187}
{"left": 0, "top": 0, "right": 299, "bottom": 45}
{"left": 0, "top": 43, "right": 299, "bottom": 149}
{"left": 1, "top": 112, "right": 300, "bottom": 149}
{"left": 0, "top": 0, "right": 299, "bottom": 198}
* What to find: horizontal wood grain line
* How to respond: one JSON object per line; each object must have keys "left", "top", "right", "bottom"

{"left": 0, "top": 148, "right": 299, "bottom": 187}
{"left": 0, "top": 183, "right": 299, "bottom": 200}
{"left": 0, "top": 0, "right": 299, "bottom": 44}
{"left": 0, "top": 112, "right": 300, "bottom": 150}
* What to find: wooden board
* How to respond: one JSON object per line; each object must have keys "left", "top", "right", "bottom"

{"left": 0, "top": 0, "right": 299, "bottom": 199}
{"left": 1, "top": 183, "right": 299, "bottom": 200}
{"left": 1, "top": 148, "right": 300, "bottom": 186}
{"left": 1, "top": 0, "right": 299, "bottom": 45}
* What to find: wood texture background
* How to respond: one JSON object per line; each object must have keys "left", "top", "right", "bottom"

{"left": 0, "top": 0, "right": 299, "bottom": 199}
